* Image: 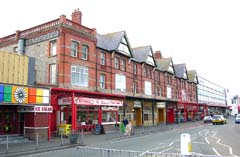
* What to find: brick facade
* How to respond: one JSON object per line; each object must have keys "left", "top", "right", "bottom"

{"left": 0, "top": 9, "right": 201, "bottom": 128}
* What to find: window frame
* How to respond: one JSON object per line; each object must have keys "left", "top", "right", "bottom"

{"left": 50, "top": 39, "right": 57, "bottom": 56}
{"left": 115, "top": 74, "right": 126, "bottom": 92}
{"left": 121, "top": 58, "right": 126, "bottom": 71}
{"left": 71, "top": 41, "right": 79, "bottom": 57}
{"left": 114, "top": 57, "right": 120, "bottom": 69}
{"left": 82, "top": 44, "right": 89, "bottom": 60}
{"left": 100, "top": 74, "right": 105, "bottom": 89}
{"left": 71, "top": 65, "right": 89, "bottom": 87}
{"left": 50, "top": 64, "right": 57, "bottom": 84}
{"left": 100, "top": 51, "right": 106, "bottom": 65}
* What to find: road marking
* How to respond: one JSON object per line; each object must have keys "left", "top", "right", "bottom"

{"left": 192, "top": 141, "right": 206, "bottom": 145}
{"left": 168, "top": 142, "right": 174, "bottom": 146}
{"left": 137, "top": 145, "right": 166, "bottom": 156}
{"left": 205, "top": 137, "right": 210, "bottom": 144}
{"left": 212, "top": 147, "right": 221, "bottom": 156}
{"left": 159, "top": 147, "right": 173, "bottom": 153}
{"left": 216, "top": 138, "right": 234, "bottom": 155}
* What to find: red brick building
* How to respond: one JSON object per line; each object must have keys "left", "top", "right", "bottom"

{"left": 0, "top": 9, "right": 203, "bottom": 137}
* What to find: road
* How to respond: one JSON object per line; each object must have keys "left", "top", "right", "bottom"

{"left": 24, "top": 117, "right": 240, "bottom": 157}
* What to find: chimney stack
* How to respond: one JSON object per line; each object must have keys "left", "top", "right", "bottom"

{"left": 72, "top": 8, "right": 82, "bottom": 25}
{"left": 154, "top": 50, "right": 162, "bottom": 61}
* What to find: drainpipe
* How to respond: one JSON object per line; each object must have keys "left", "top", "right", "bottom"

{"left": 141, "top": 98, "right": 144, "bottom": 126}
{"left": 95, "top": 49, "right": 98, "bottom": 92}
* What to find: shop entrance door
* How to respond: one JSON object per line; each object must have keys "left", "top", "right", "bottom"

{"left": 0, "top": 107, "right": 17, "bottom": 135}
{"left": 158, "top": 109, "right": 165, "bottom": 124}
{"left": 135, "top": 108, "right": 142, "bottom": 126}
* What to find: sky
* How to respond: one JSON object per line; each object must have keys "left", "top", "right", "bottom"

{"left": 1, "top": 0, "right": 240, "bottom": 97}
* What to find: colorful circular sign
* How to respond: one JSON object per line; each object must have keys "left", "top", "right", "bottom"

{"left": 14, "top": 87, "right": 27, "bottom": 103}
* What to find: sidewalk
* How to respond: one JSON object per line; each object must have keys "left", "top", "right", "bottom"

{"left": 0, "top": 120, "right": 204, "bottom": 157}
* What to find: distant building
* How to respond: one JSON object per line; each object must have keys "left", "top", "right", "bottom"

{"left": 197, "top": 76, "right": 228, "bottom": 115}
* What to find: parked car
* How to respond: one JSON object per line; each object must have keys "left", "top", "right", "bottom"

{"left": 235, "top": 114, "right": 240, "bottom": 124}
{"left": 203, "top": 116, "right": 212, "bottom": 123}
{"left": 212, "top": 115, "right": 227, "bottom": 125}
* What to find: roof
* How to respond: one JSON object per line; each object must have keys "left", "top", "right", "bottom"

{"left": 132, "top": 46, "right": 150, "bottom": 63}
{"left": 97, "top": 31, "right": 124, "bottom": 51}
{"left": 174, "top": 63, "right": 188, "bottom": 79}
{"left": 131, "top": 46, "right": 156, "bottom": 66}
{"left": 156, "top": 58, "right": 175, "bottom": 74}
{"left": 96, "top": 31, "right": 133, "bottom": 57}
{"left": 187, "top": 70, "right": 199, "bottom": 84}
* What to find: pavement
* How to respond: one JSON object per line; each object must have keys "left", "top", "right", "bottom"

{"left": 0, "top": 120, "right": 204, "bottom": 157}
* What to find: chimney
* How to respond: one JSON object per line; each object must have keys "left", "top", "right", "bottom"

{"left": 72, "top": 8, "right": 82, "bottom": 25}
{"left": 154, "top": 51, "right": 162, "bottom": 61}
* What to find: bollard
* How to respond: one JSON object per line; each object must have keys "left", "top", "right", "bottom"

{"left": 79, "top": 128, "right": 85, "bottom": 146}
{"left": 60, "top": 134, "right": 63, "bottom": 145}
{"left": 180, "top": 133, "right": 192, "bottom": 156}
{"left": 6, "top": 135, "right": 8, "bottom": 154}
{"left": 36, "top": 132, "right": 39, "bottom": 149}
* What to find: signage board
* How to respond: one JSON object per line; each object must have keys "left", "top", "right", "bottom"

{"left": 134, "top": 101, "right": 141, "bottom": 108}
{"left": 18, "top": 105, "right": 53, "bottom": 113}
{"left": 157, "top": 102, "right": 166, "bottom": 108}
{"left": 58, "top": 97, "right": 123, "bottom": 106}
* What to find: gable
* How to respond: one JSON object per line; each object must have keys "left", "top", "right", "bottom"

{"left": 168, "top": 61, "right": 174, "bottom": 73}
{"left": 117, "top": 36, "right": 131, "bottom": 57}
{"left": 183, "top": 67, "right": 187, "bottom": 79}
{"left": 146, "top": 50, "right": 155, "bottom": 66}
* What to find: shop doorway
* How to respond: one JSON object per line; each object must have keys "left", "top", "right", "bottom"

{"left": 0, "top": 106, "right": 18, "bottom": 135}
{"left": 135, "top": 108, "right": 142, "bottom": 126}
{"left": 18, "top": 113, "right": 24, "bottom": 135}
{"left": 167, "top": 109, "right": 175, "bottom": 123}
{"left": 158, "top": 108, "right": 165, "bottom": 124}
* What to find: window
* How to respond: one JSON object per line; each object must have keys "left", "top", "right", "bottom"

{"left": 133, "top": 81, "right": 137, "bottom": 94}
{"left": 82, "top": 45, "right": 88, "bottom": 60}
{"left": 115, "top": 74, "right": 126, "bottom": 92}
{"left": 143, "top": 67, "right": 146, "bottom": 77}
{"left": 167, "top": 86, "right": 172, "bottom": 98}
{"left": 71, "top": 41, "right": 78, "bottom": 57}
{"left": 115, "top": 57, "right": 120, "bottom": 69}
{"left": 156, "top": 87, "right": 160, "bottom": 96}
{"left": 100, "top": 74, "right": 105, "bottom": 89}
{"left": 133, "top": 63, "right": 137, "bottom": 75}
{"left": 50, "top": 40, "right": 57, "bottom": 56}
{"left": 121, "top": 59, "right": 126, "bottom": 71}
{"left": 100, "top": 51, "right": 105, "bottom": 65}
{"left": 50, "top": 64, "right": 56, "bottom": 84}
{"left": 71, "top": 65, "right": 88, "bottom": 87}
{"left": 145, "top": 81, "right": 152, "bottom": 95}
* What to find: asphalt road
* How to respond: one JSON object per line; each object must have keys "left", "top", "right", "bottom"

{"left": 25, "top": 117, "right": 240, "bottom": 157}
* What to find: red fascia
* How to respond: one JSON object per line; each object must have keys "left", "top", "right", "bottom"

{"left": 51, "top": 87, "right": 126, "bottom": 99}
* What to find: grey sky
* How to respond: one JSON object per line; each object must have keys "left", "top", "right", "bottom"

{"left": 1, "top": 0, "right": 240, "bottom": 95}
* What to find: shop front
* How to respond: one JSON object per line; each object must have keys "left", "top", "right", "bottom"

{"left": 166, "top": 102, "right": 177, "bottom": 124}
{"left": 58, "top": 97, "right": 123, "bottom": 132}
{"left": 0, "top": 84, "right": 50, "bottom": 139}
{"left": 50, "top": 88, "right": 125, "bottom": 136}
{"left": 156, "top": 102, "right": 166, "bottom": 124}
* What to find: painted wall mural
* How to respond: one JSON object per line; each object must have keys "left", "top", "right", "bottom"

{"left": 0, "top": 84, "right": 49, "bottom": 104}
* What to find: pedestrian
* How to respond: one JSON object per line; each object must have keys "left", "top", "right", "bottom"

{"left": 122, "top": 117, "right": 129, "bottom": 127}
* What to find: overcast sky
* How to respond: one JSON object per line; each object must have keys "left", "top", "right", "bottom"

{"left": 1, "top": 0, "right": 240, "bottom": 96}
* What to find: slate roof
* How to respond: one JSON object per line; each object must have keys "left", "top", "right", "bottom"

{"left": 174, "top": 63, "right": 188, "bottom": 79}
{"left": 187, "top": 70, "right": 199, "bottom": 84}
{"left": 97, "top": 31, "right": 125, "bottom": 51}
{"left": 132, "top": 46, "right": 151, "bottom": 63}
{"left": 156, "top": 57, "right": 174, "bottom": 74}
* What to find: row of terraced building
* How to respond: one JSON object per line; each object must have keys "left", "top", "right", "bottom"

{"left": 0, "top": 9, "right": 227, "bottom": 139}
